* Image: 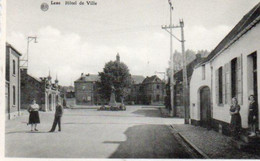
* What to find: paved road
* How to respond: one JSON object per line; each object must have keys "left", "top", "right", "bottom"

{"left": 5, "top": 106, "right": 192, "bottom": 158}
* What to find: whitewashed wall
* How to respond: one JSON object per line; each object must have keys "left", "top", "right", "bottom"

{"left": 211, "top": 23, "right": 260, "bottom": 128}
{"left": 189, "top": 63, "right": 211, "bottom": 121}
{"left": 190, "top": 23, "right": 260, "bottom": 129}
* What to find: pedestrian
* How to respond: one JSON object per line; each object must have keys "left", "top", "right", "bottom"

{"left": 27, "top": 99, "right": 40, "bottom": 132}
{"left": 248, "top": 95, "right": 258, "bottom": 137}
{"left": 49, "top": 100, "right": 64, "bottom": 132}
{"left": 229, "top": 97, "right": 241, "bottom": 140}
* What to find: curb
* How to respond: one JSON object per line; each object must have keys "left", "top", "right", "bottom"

{"left": 177, "top": 133, "right": 210, "bottom": 158}
{"left": 170, "top": 125, "right": 210, "bottom": 159}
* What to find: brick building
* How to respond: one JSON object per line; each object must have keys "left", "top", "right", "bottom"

{"left": 129, "top": 75, "right": 145, "bottom": 104}
{"left": 74, "top": 73, "right": 100, "bottom": 105}
{"left": 141, "top": 75, "right": 166, "bottom": 105}
{"left": 21, "top": 69, "right": 60, "bottom": 111}
{"left": 6, "top": 43, "right": 21, "bottom": 119}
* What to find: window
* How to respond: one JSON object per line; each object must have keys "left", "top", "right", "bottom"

{"left": 218, "top": 67, "right": 223, "bottom": 104}
{"left": 231, "top": 58, "right": 237, "bottom": 98}
{"left": 202, "top": 65, "right": 206, "bottom": 80}
{"left": 13, "top": 86, "right": 16, "bottom": 105}
{"left": 13, "top": 60, "right": 16, "bottom": 75}
{"left": 157, "top": 85, "right": 160, "bottom": 89}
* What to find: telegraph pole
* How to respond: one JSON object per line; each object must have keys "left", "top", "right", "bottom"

{"left": 180, "top": 20, "right": 189, "bottom": 124}
{"left": 164, "top": 0, "right": 174, "bottom": 117}
{"left": 162, "top": 15, "right": 188, "bottom": 122}
{"left": 20, "top": 36, "right": 38, "bottom": 70}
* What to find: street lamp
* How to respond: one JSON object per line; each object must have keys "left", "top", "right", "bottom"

{"left": 20, "top": 36, "right": 38, "bottom": 71}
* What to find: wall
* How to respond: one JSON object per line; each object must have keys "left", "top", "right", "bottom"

{"left": 211, "top": 23, "right": 260, "bottom": 128}
{"left": 6, "top": 47, "right": 20, "bottom": 119}
{"left": 20, "top": 70, "right": 45, "bottom": 110}
{"left": 75, "top": 81, "right": 95, "bottom": 105}
{"left": 189, "top": 63, "right": 212, "bottom": 121}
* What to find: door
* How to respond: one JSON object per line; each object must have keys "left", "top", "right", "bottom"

{"left": 200, "top": 87, "right": 211, "bottom": 128}
{"left": 252, "top": 53, "right": 258, "bottom": 129}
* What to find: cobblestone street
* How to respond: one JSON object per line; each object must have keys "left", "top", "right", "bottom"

{"left": 5, "top": 106, "right": 190, "bottom": 158}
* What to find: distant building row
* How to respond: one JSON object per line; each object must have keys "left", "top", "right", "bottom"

{"left": 74, "top": 55, "right": 166, "bottom": 106}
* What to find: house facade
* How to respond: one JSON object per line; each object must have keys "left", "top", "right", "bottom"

{"left": 129, "top": 75, "right": 145, "bottom": 104}
{"left": 6, "top": 43, "right": 21, "bottom": 119}
{"left": 141, "top": 75, "right": 166, "bottom": 105}
{"left": 74, "top": 73, "right": 100, "bottom": 105}
{"left": 189, "top": 3, "right": 260, "bottom": 135}
{"left": 173, "top": 54, "right": 206, "bottom": 117}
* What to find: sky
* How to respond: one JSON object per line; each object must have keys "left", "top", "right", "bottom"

{"left": 6, "top": 0, "right": 260, "bottom": 86}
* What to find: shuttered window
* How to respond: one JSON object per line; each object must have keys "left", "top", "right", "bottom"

{"left": 223, "top": 57, "right": 243, "bottom": 105}
{"left": 215, "top": 69, "right": 219, "bottom": 104}
{"left": 226, "top": 62, "right": 232, "bottom": 105}
{"left": 237, "top": 55, "right": 243, "bottom": 105}
{"left": 215, "top": 67, "right": 223, "bottom": 105}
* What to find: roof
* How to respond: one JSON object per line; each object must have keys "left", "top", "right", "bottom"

{"left": 174, "top": 56, "right": 206, "bottom": 81}
{"left": 29, "top": 74, "right": 42, "bottom": 82}
{"left": 142, "top": 75, "right": 162, "bottom": 84}
{"left": 131, "top": 75, "right": 145, "bottom": 84}
{"left": 6, "top": 42, "right": 22, "bottom": 56}
{"left": 201, "top": 2, "right": 260, "bottom": 65}
{"left": 75, "top": 74, "right": 100, "bottom": 82}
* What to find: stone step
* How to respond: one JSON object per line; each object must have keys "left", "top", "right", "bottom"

{"left": 240, "top": 134, "right": 260, "bottom": 144}
{"left": 230, "top": 138, "right": 248, "bottom": 150}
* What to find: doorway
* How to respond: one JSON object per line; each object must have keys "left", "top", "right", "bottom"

{"left": 248, "top": 52, "right": 258, "bottom": 129}
{"left": 200, "top": 86, "right": 211, "bottom": 128}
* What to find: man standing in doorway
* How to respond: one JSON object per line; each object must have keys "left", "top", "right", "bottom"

{"left": 49, "top": 100, "right": 64, "bottom": 132}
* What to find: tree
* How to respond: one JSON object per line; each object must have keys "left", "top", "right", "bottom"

{"left": 97, "top": 60, "right": 132, "bottom": 104}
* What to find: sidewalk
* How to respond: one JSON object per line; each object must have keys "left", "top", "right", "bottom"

{"left": 172, "top": 124, "right": 260, "bottom": 159}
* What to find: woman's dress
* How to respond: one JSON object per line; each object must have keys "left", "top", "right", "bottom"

{"left": 28, "top": 104, "right": 40, "bottom": 124}
{"left": 230, "top": 105, "right": 241, "bottom": 138}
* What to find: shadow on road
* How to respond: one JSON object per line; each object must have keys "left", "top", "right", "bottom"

{"left": 108, "top": 124, "right": 192, "bottom": 158}
{"left": 131, "top": 109, "right": 162, "bottom": 118}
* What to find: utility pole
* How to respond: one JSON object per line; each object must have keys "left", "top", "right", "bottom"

{"left": 162, "top": 14, "right": 188, "bottom": 122}
{"left": 20, "top": 36, "right": 38, "bottom": 70}
{"left": 180, "top": 20, "right": 189, "bottom": 124}
{"left": 161, "top": 0, "right": 174, "bottom": 117}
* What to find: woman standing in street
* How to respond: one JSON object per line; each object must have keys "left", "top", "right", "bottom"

{"left": 28, "top": 99, "right": 40, "bottom": 131}
{"left": 248, "top": 95, "right": 258, "bottom": 137}
{"left": 230, "top": 97, "right": 242, "bottom": 140}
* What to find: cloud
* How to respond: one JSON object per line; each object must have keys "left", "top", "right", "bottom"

{"left": 7, "top": 24, "right": 232, "bottom": 86}
{"left": 8, "top": 26, "right": 170, "bottom": 85}
{"left": 185, "top": 25, "right": 232, "bottom": 51}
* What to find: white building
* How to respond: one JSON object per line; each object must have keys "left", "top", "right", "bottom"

{"left": 189, "top": 3, "right": 260, "bottom": 135}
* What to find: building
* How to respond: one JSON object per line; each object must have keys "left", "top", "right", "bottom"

{"left": 74, "top": 73, "right": 147, "bottom": 105}
{"left": 74, "top": 73, "right": 100, "bottom": 105}
{"left": 172, "top": 54, "right": 206, "bottom": 117}
{"left": 141, "top": 75, "right": 166, "bottom": 105}
{"left": 6, "top": 43, "right": 21, "bottom": 119}
{"left": 189, "top": 3, "right": 260, "bottom": 136}
{"left": 129, "top": 75, "right": 145, "bottom": 104}
{"left": 21, "top": 69, "right": 60, "bottom": 111}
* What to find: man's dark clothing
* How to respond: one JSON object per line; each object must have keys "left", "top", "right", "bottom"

{"left": 50, "top": 104, "right": 63, "bottom": 132}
